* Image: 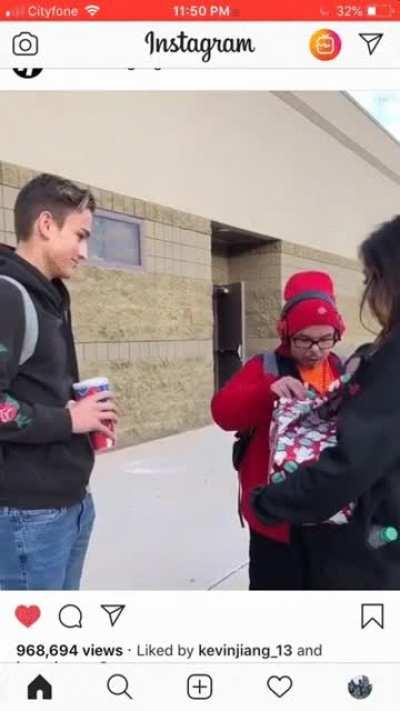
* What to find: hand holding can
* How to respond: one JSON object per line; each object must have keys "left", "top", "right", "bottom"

{"left": 71, "top": 377, "right": 117, "bottom": 453}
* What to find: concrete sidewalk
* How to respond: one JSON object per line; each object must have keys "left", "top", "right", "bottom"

{"left": 82, "top": 426, "right": 249, "bottom": 590}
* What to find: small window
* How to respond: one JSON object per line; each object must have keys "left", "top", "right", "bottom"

{"left": 90, "top": 209, "right": 143, "bottom": 269}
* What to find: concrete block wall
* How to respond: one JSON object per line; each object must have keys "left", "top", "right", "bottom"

{"left": 228, "top": 243, "right": 282, "bottom": 357}
{"left": 211, "top": 254, "right": 230, "bottom": 285}
{"left": 1, "top": 159, "right": 375, "bottom": 443}
{"left": 211, "top": 239, "right": 373, "bottom": 363}
{"left": 0, "top": 161, "right": 214, "bottom": 445}
{"left": 212, "top": 242, "right": 283, "bottom": 358}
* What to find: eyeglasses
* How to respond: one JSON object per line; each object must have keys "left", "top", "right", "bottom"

{"left": 291, "top": 335, "right": 337, "bottom": 351}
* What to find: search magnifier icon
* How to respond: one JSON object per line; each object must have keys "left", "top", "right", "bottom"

{"left": 107, "top": 674, "right": 133, "bottom": 700}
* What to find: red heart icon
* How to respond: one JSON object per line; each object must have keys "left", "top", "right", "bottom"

{"left": 15, "top": 605, "right": 41, "bottom": 627}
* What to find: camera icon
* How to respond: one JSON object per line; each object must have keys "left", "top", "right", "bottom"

{"left": 12, "top": 32, "right": 39, "bottom": 56}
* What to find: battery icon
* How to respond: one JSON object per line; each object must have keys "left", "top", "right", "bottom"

{"left": 367, "top": 4, "right": 396, "bottom": 15}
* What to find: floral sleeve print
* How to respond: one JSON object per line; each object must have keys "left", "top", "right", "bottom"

{"left": 0, "top": 398, "right": 18, "bottom": 424}
{"left": 0, "top": 394, "right": 31, "bottom": 429}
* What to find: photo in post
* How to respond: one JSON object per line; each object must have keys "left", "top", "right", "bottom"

{"left": 0, "top": 90, "right": 399, "bottom": 590}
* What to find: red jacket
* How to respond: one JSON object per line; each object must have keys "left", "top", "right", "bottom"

{"left": 211, "top": 349, "right": 342, "bottom": 543}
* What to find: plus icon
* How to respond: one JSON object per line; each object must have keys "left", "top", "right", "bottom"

{"left": 187, "top": 674, "right": 213, "bottom": 700}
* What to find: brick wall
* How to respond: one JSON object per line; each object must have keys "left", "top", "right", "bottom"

{"left": 1, "top": 159, "right": 376, "bottom": 446}
{"left": 211, "top": 239, "right": 373, "bottom": 362}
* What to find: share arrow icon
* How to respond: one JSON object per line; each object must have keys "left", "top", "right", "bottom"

{"left": 359, "top": 33, "right": 384, "bottom": 56}
{"left": 101, "top": 604, "right": 126, "bottom": 627}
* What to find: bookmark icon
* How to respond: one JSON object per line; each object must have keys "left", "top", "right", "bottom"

{"left": 361, "top": 603, "right": 384, "bottom": 629}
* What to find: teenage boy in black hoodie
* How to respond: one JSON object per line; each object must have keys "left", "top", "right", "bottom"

{"left": 0, "top": 173, "right": 117, "bottom": 590}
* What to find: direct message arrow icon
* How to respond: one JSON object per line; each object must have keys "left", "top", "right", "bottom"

{"left": 359, "top": 33, "right": 384, "bottom": 56}
{"left": 101, "top": 604, "right": 126, "bottom": 627}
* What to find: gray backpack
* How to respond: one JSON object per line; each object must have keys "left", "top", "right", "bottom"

{"left": 0, "top": 276, "right": 39, "bottom": 366}
{"left": 260, "top": 351, "right": 279, "bottom": 377}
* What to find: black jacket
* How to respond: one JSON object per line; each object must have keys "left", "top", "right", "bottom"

{"left": 0, "top": 245, "right": 94, "bottom": 508}
{"left": 252, "top": 330, "right": 400, "bottom": 589}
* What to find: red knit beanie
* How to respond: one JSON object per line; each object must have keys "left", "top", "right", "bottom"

{"left": 277, "top": 271, "right": 346, "bottom": 340}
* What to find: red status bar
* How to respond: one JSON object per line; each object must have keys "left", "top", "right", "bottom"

{"left": 1, "top": 0, "right": 399, "bottom": 20}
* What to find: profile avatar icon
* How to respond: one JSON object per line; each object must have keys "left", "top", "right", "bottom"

{"left": 348, "top": 675, "right": 372, "bottom": 700}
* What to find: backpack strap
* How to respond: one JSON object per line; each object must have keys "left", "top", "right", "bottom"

{"left": 329, "top": 351, "right": 345, "bottom": 375}
{"left": 262, "top": 351, "right": 279, "bottom": 376}
{"left": 244, "top": 351, "right": 280, "bottom": 375}
{"left": 262, "top": 350, "right": 344, "bottom": 378}
{"left": 0, "top": 276, "right": 39, "bottom": 366}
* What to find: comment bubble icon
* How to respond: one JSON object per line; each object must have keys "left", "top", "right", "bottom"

{"left": 58, "top": 604, "right": 83, "bottom": 629}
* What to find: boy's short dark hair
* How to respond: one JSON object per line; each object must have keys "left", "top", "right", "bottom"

{"left": 14, "top": 173, "right": 96, "bottom": 242}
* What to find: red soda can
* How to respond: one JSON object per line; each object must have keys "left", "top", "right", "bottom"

{"left": 72, "top": 377, "right": 114, "bottom": 453}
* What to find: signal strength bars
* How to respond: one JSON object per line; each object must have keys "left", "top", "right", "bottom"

{"left": 5, "top": 6, "right": 25, "bottom": 17}
{"left": 5, "top": 4, "right": 101, "bottom": 16}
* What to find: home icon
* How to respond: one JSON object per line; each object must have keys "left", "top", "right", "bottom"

{"left": 27, "top": 674, "right": 52, "bottom": 700}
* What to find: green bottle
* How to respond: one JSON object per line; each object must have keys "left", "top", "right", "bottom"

{"left": 283, "top": 461, "right": 298, "bottom": 474}
{"left": 368, "top": 526, "right": 398, "bottom": 549}
{"left": 271, "top": 472, "right": 286, "bottom": 484}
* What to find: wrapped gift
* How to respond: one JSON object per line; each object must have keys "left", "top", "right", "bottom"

{"left": 268, "top": 374, "right": 355, "bottom": 525}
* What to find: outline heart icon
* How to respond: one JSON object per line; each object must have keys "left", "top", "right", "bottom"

{"left": 267, "top": 675, "right": 293, "bottom": 698}
{"left": 15, "top": 605, "right": 41, "bottom": 627}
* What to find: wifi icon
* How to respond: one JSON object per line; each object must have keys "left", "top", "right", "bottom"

{"left": 85, "top": 4, "right": 100, "bottom": 16}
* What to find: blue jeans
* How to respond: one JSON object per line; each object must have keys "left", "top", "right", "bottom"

{"left": 0, "top": 493, "right": 95, "bottom": 590}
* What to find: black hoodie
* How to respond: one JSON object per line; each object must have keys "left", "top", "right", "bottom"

{"left": 0, "top": 245, "right": 94, "bottom": 508}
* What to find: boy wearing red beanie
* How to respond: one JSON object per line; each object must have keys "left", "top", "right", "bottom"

{"left": 211, "top": 270, "right": 345, "bottom": 589}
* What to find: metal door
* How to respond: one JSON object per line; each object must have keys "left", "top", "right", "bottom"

{"left": 213, "top": 282, "right": 245, "bottom": 390}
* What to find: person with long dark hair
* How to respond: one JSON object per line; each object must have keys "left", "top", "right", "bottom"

{"left": 252, "top": 216, "right": 400, "bottom": 589}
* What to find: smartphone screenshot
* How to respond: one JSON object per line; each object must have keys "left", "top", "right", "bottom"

{"left": 0, "top": 0, "right": 399, "bottom": 707}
